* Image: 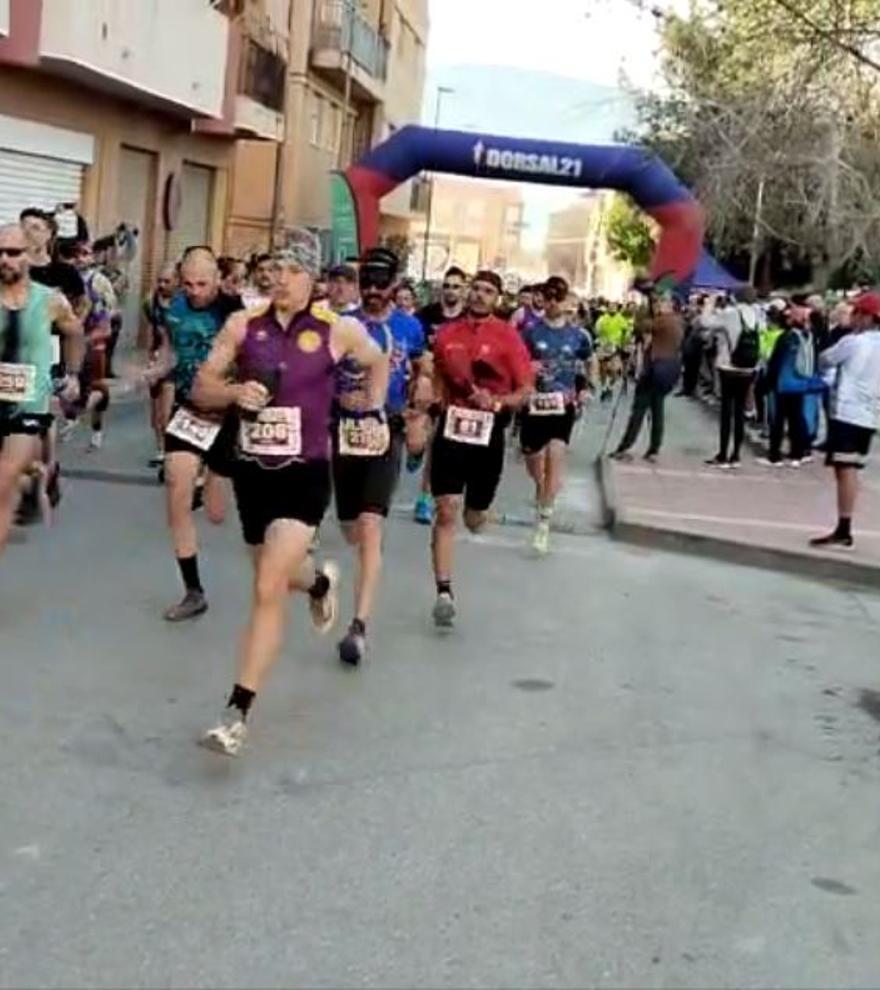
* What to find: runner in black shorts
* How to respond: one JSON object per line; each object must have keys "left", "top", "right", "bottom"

{"left": 519, "top": 276, "right": 593, "bottom": 554}
{"left": 331, "top": 248, "right": 425, "bottom": 665}
{"left": 190, "top": 242, "right": 385, "bottom": 756}
{"left": 429, "top": 270, "right": 533, "bottom": 627}
{"left": 145, "top": 248, "right": 243, "bottom": 622}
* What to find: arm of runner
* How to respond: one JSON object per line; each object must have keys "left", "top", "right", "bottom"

{"left": 818, "top": 334, "right": 855, "bottom": 371}
{"left": 192, "top": 311, "right": 266, "bottom": 413}
{"left": 332, "top": 315, "right": 388, "bottom": 411}
{"left": 495, "top": 330, "right": 535, "bottom": 411}
{"left": 50, "top": 290, "right": 85, "bottom": 376}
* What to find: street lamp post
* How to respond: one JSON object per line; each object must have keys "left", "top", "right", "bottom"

{"left": 420, "top": 85, "right": 454, "bottom": 284}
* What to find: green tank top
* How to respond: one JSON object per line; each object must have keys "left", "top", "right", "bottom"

{"left": 0, "top": 281, "right": 54, "bottom": 415}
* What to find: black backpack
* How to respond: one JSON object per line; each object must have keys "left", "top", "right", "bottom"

{"left": 731, "top": 311, "right": 760, "bottom": 369}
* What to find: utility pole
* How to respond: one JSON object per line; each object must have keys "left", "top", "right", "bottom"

{"left": 420, "top": 85, "right": 454, "bottom": 284}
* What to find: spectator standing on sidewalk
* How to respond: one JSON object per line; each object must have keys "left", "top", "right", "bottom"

{"left": 810, "top": 291, "right": 880, "bottom": 550}
{"left": 703, "top": 286, "right": 764, "bottom": 468}
{"left": 610, "top": 297, "right": 683, "bottom": 464}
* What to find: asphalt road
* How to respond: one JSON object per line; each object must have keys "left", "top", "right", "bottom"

{"left": 3, "top": 408, "right": 880, "bottom": 989}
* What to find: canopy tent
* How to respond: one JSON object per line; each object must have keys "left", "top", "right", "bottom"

{"left": 691, "top": 250, "right": 743, "bottom": 291}
{"left": 335, "top": 126, "right": 705, "bottom": 288}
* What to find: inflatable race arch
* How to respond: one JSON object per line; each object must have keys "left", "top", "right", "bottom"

{"left": 333, "top": 125, "right": 704, "bottom": 287}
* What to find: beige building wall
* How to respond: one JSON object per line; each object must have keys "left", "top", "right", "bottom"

{"left": 545, "top": 193, "right": 631, "bottom": 298}
{"left": 226, "top": 0, "right": 429, "bottom": 259}
{"left": 0, "top": 65, "right": 232, "bottom": 277}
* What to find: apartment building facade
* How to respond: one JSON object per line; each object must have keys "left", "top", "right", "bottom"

{"left": 226, "top": 0, "right": 429, "bottom": 260}
{"left": 545, "top": 194, "right": 630, "bottom": 298}
{"left": 0, "top": 0, "right": 287, "bottom": 326}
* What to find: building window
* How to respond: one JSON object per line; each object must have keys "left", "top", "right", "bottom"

{"left": 240, "top": 39, "right": 286, "bottom": 113}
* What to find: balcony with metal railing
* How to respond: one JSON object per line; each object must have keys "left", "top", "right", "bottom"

{"left": 310, "top": 0, "right": 389, "bottom": 104}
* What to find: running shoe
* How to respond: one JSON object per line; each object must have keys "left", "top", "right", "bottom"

{"left": 786, "top": 459, "right": 803, "bottom": 469}
{"left": 58, "top": 418, "right": 79, "bottom": 444}
{"left": 756, "top": 457, "right": 783, "bottom": 468}
{"left": 414, "top": 493, "right": 434, "bottom": 525}
{"left": 148, "top": 452, "right": 165, "bottom": 468}
{"left": 728, "top": 458, "right": 742, "bottom": 470}
{"left": 531, "top": 521, "right": 550, "bottom": 555}
{"left": 433, "top": 591, "right": 456, "bottom": 628}
{"left": 809, "top": 532, "right": 854, "bottom": 550}
{"left": 88, "top": 430, "right": 103, "bottom": 452}
{"left": 338, "top": 625, "right": 366, "bottom": 666}
{"left": 201, "top": 713, "right": 248, "bottom": 756}
{"left": 163, "top": 590, "right": 208, "bottom": 623}
{"left": 704, "top": 455, "right": 729, "bottom": 469}
{"left": 309, "top": 560, "right": 340, "bottom": 635}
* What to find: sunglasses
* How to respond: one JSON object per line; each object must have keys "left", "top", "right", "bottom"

{"left": 359, "top": 271, "right": 394, "bottom": 290}
{"left": 0, "top": 248, "right": 25, "bottom": 258}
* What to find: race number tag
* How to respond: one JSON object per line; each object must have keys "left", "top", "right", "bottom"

{"left": 0, "top": 363, "right": 36, "bottom": 403}
{"left": 529, "top": 391, "right": 566, "bottom": 416}
{"left": 338, "top": 416, "right": 390, "bottom": 457}
{"left": 240, "top": 407, "right": 302, "bottom": 458}
{"left": 444, "top": 406, "right": 494, "bottom": 447}
{"left": 166, "top": 407, "right": 222, "bottom": 451}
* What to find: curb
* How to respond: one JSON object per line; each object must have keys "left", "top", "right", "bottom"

{"left": 596, "top": 455, "right": 880, "bottom": 591}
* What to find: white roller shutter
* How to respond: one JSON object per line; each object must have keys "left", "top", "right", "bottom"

{"left": 0, "top": 149, "right": 83, "bottom": 224}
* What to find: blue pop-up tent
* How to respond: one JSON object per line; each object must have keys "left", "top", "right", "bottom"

{"left": 691, "top": 250, "right": 743, "bottom": 291}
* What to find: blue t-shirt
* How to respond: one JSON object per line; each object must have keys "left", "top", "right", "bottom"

{"left": 161, "top": 292, "right": 241, "bottom": 402}
{"left": 336, "top": 308, "right": 425, "bottom": 414}
{"left": 522, "top": 321, "right": 592, "bottom": 395}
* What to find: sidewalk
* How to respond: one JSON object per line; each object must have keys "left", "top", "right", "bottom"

{"left": 599, "top": 394, "right": 880, "bottom": 587}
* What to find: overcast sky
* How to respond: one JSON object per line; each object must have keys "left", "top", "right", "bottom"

{"left": 424, "top": 0, "right": 686, "bottom": 248}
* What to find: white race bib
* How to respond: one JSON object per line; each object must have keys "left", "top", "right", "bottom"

{"left": 529, "top": 391, "right": 566, "bottom": 416}
{"left": 166, "top": 407, "right": 222, "bottom": 451}
{"left": 0, "top": 363, "right": 36, "bottom": 403}
{"left": 338, "top": 416, "right": 391, "bottom": 457}
{"left": 444, "top": 406, "right": 494, "bottom": 447}
{"left": 240, "top": 407, "right": 302, "bottom": 458}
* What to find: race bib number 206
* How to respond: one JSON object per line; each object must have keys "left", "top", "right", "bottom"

{"left": 240, "top": 407, "right": 302, "bottom": 458}
{"left": 444, "top": 406, "right": 494, "bottom": 447}
{"left": 0, "top": 363, "right": 36, "bottom": 403}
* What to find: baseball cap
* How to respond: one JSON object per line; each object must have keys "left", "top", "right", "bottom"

{"left": 852, "top": 291, "right": 880, "bottom": 318}
{"left": 328, "top": 263, "right": 358, "bottom": 281}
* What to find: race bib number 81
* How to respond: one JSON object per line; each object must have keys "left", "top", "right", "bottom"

{"left": 240, "top": 407, "right": 302, "bottom": 458}
{"left": 338, "top": 417, "right": 390, "bottom": 457}
{"left": 444, "top": 406, "right": 494, "bottom": 446}
{"left": 529, "top": 391, "right": 566, "bottom": 416}
{"left": 166, "top": 407, "right": 222, "bottom": 451}
{"left": 0, "top": 363, "right": 36, "bottom": 403}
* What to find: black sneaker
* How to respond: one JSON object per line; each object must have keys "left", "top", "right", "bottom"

{"left": 809, "top": 532, "right": 854, "bottom": 550}
{"left": 163, "top": 590, "right": 208, "bottom": 622}
{"left": 704, "top": 455, "right": 729, "bottom": 469}
{"left": 338, "top": 624, "right": 366, "bottom": 666}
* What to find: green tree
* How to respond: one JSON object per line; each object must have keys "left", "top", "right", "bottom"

{"left": 604, "top": 195, "right": 656, "bottom": 272}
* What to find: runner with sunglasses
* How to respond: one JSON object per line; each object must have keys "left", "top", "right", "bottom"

{"left": 0, "top": 224, "right": 83, "bottom": 557}
{"left": 520, "top": 276, "right": 593, "bottom": 554}
{"left": 429, "top": 270, "right": 533, "bottom": 628}
{"left": 333, "top": 248, "right": 425, "bottom": 665}
{"left": 413, "top": 266, "right": 468, "bottom": 524}
{"left": 191, "top": 242, "right": 385, "bottom": 756}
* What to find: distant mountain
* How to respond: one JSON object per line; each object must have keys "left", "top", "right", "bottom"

{"left": 422, "top": 64, "right": 635, "bottom": 145}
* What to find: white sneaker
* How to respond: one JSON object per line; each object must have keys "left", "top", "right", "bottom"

{"left": 308, "top": 560, "right": 339, "bottom": 635}
{"left": 88, "top": 430, "right": 103, "bottom": 451}
{"left": 58, "top": 418, "right": 79, "bottom": 444}
{"left": 200, "top": 713, "right": 248, "bottom": 756}
{"left": 532, "top": 521, "right": 550, "bottom": 555}
{"left": 786, "top": 459, "right": 802, "bottom": 469}
{"left": 433, "top": 592, "right": 456, "bottom": 628}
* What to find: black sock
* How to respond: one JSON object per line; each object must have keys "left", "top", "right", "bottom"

{"left": 227, "top": 683, "right": 255, "bottom": 719}
{"left": 836, "top": 516, "right": 852, "bottom": 539}
{"left": 350, "top": 617, "right": 366, "bottom": 636}
{"left": 177, "top": 555, "right": 203, "bottom": 593}
{"left": 308, "top": 571, "right": 330, "bottom": 600}
{"left": 436, "top": 579, "right": 453, "bottom": 597}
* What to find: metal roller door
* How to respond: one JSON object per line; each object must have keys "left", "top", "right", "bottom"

{"left": 165, "top": 162, "right": 215, "bottom": 263}
{"left": 0, "top": 149, "right": 84, "bottom": 224}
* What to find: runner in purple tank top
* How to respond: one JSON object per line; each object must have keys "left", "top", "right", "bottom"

{"left": 190, "top": 242, "right": 385, "bottom": 757}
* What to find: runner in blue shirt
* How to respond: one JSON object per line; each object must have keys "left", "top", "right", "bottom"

{"left": 520, "top": 276, "right": 593, "bottom": 554}
{"left": 332, "top": 247, "right": 424, "bottom": 666}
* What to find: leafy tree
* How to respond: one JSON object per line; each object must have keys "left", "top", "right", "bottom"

{"left": 604, "top": 194, "right": 657, "bottom": 272}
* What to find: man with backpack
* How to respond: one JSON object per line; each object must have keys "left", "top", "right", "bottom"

{"left": 703, "top": 286, "right": 764, "bottom": 468}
